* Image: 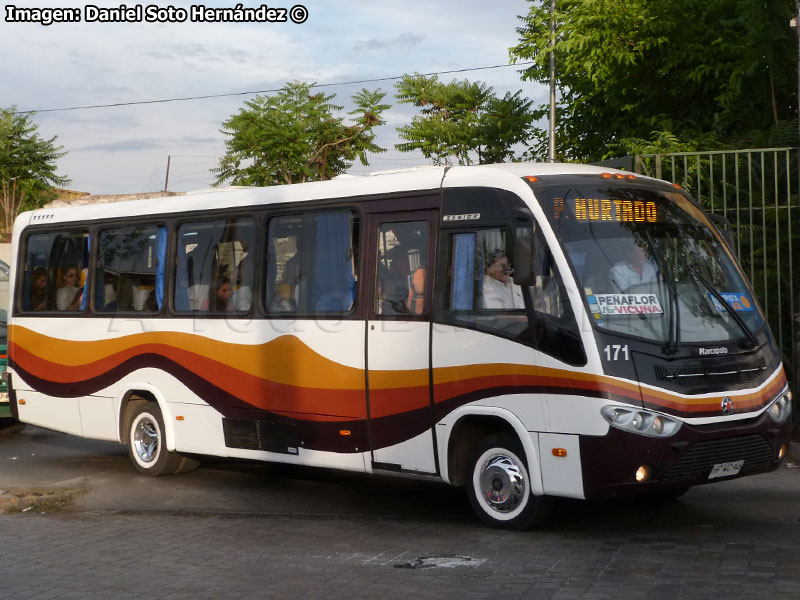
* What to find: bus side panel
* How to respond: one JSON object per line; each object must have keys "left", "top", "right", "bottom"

{"left": 14, "top": 390, "right": 83, "bottom": 436}
{"left": 9, "top": 318, "right": 370, "bottom": 472}
{"left": 538, "top": 432, "right": 584, "bottom": 499}
{"left": 79, "top": 395, "right": 116, "bottom": 440}
{"left": 432, "top": 325, "right": 549, "bottom": 481}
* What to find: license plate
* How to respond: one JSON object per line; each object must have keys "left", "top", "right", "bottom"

{"left": 708, "top": 460, "right": 744, "bottom": 479}
{"left": 0, "top": 392, "right": 8, "bottom": 404}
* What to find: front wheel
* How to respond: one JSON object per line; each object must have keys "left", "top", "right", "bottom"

{"left": 466, "top": 435, "right": 552, "bottom": 530}
{"left": 127, "top": 403, "right": 182, "bottom": 476}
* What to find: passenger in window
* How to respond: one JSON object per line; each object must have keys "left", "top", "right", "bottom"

{"left": 381, "top": 225, "right": 426, "bottom": 314}
{"left": 230, "top": 242, "right": 253, "bottom": 311}
{"left": 102, "top": 273, "right": 119, "bottom": 311}
{"left": 202, "top": 275, "right": 232, "bottom": 311}
{"left": 609, "top": 243, "right": 657, "bottom": 292}
{"left": 482, "top": 250, "right": 525, "bottom": 310}
{"left": 270, "top": 253, "right": 300, "bottom": 312}
{"left": 30, "top": 267, "right": 48, "bottom": 311}
{"left": 56, "top": 266, "right": 83, "bottom": 311}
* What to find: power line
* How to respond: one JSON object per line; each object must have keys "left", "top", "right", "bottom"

{"left": 15, "top": 62, "right": 534, "bottom": 115}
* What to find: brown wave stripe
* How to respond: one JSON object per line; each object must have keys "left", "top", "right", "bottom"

{"left": 10, "top": 326, "right": 786, "bottom": 420}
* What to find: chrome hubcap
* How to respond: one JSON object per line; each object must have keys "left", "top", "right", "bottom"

{"left": 133, "top": 416, "right": 159, "bottom": 464}
{"left": 479, "top": 454, "right": 526, "bottom": 513}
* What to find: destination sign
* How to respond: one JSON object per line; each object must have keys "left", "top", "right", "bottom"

{"left": 588, "top": 293, "right": 664, "bottom": 316}
{"left": 554, "top": 197, "right": 658, "bottom": 223}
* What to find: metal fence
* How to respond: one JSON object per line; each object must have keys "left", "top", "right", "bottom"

{"left": 634, "top": 148, "right": 800, "bottom": 374}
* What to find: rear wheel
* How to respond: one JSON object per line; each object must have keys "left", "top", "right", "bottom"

{"left": 127, "top": 403, "right": 182, "bottom": 476}
{"left": 466, "top": 434, "right": 552, "bottom": 529}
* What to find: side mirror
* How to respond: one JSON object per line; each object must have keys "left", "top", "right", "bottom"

{"left": 512, "top": 229, "right": 536, "bottom": 287}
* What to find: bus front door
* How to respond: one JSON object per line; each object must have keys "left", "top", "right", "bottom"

{"left": 366, "top": 211, "right": 438, "bottom": 475}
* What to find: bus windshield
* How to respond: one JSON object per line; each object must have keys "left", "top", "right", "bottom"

{"left": 534, "top": 180, "right": 766, "bottom": 345}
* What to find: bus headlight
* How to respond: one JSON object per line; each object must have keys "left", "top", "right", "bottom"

{"left": 601, "top": 406, "right": 682, "bottom": 437}
{"left": 766, "top": 389, "right": 792, "bottom": 423}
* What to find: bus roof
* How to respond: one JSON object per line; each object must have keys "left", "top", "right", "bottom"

{"left": 15, "top": 162, "right": 651, "bottom": 231}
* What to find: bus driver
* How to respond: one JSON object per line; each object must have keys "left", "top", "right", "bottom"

{"left": 609, "top": 243, "right": 657, "bottom": 292}
{"left": 482, "top": 249, "right": 525, "bottom": 310}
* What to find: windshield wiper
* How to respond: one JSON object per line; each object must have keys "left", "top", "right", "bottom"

{"left": 644, "top": 234, "right": 679, "bottom": 355}
{"left": 686, "top": 264, "right": 758, "bottom": 349}
{"left": 663, "top": 269, "right": 680, "bottom": 355}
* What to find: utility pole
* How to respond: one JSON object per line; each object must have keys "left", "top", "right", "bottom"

{"left": 163, "top": 155, "right": 171, "bottom": 192}
{"left": 548, "top": 0, "right": 557, "bottom": 163}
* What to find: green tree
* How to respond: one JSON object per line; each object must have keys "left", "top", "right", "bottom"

{"left": 0, "top": 107, "right": 69, "bottom": 239}
{"left": 214, "top": 82, "right": 389, "bottom": 186}
{"left": 510, "top": 0, "right": 798, "bottom": 161}
{"left": 395, "top": 74, "right": 536, "bottom": 165}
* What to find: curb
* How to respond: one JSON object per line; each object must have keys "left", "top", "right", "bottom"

{"left": 0, "top": 487, "right": 82, "bottom": 514}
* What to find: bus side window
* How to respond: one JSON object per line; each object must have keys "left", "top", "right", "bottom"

{"left": 376, "top": 221, "right": 427, "bottom": 316}
{"left": 97, "top": 225, "right": 165, "bottom": 313}
{"left": 266, "top": 211, "right": 356, "bottom": 316}
{"left": 528, "top": 229, "right": 586, "bottom": 366}
{"left": 444, "top": 228, "right": 529, "bottom": 341}
{"left": 174, "top": 218, "right": 255, "bottom": 314}
{"left": 21, "top": 231, "right": 88, "bottom": 313}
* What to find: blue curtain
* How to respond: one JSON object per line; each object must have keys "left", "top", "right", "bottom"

{"left": 311, "top": 212, "right": 354, "bottom": 312}
{"left": 156, "top": 226, "right": 167, "bottom": 310}
{"left": 451, "top": 233, "right": 476, "bottom": 310}
{"left": 174, "top": 251, "right": 189, "bottom": 312}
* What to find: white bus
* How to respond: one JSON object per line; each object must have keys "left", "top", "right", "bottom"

{"left": 6, "top": 163, "right": 791, "bottom": 528}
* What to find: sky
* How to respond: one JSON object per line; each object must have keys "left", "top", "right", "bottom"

{"left": 2, "top": 0, "right": 545, "bottom": 194}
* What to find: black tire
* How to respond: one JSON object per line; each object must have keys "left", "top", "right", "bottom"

{"left": 466, "top": 434, "right": 553, "bottom": 530}
{"left": 173, "top": 454, "right": 201, "bottom": 474}
{"left": 127, "top": 402, "right": 181, "bottom": 476}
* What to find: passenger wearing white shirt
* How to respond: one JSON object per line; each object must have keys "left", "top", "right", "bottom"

{"left": 609, "top": 244, "right": 657, "bottom": 291}
{"left": 482, "top": 250, "right": 525, "bottom": 310}
{"left": 56, "top": 266, "right": 83, "bottom": 311}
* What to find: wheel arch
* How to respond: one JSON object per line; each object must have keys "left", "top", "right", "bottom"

{"left": 440, "top": 407, "right": 543, "bottom": 495}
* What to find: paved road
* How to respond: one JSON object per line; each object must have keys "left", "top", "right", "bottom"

{"left": 1, "top": 427, "right": 799, "bottom": 599}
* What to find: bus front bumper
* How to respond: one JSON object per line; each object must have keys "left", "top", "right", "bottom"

{"left": 579, "top": 411, "right": 791, "bottom": 500}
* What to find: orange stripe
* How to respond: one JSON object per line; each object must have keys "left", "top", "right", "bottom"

{"left": 10, "top": 326, "right": 364, "bottom": 389}
{"left": 10, "top": 326, "right": 785, "bottom": 417}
